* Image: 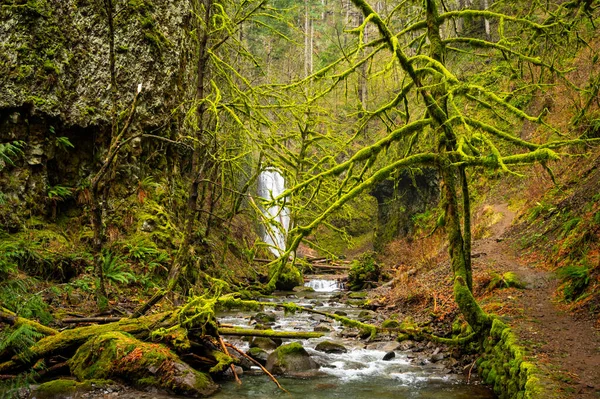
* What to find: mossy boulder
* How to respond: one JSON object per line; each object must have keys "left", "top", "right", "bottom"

{"left": 246, "top": 347, "right": 269, "bottom": 366}
{"left": 314, "top": 341, "right": 347, "bottom": 354}
{"left": 348, "top": 252, "right": 380, "bottom": 291}
{"left": 265, "top": 342, "right": 319, "bottom": 375}
{"left": 251, "top": 312, "right": 277, "bottom": 324}
{"left": 382, "top": 319, "right": 401, "bottom": 328}
{"left": 68, "top": 332, "right": 218, "bottom": 396}
{"left": 273, "top": 264, "right": 304, "bottom": 291}
{"left": 33, "top": 379, "right": 114, "bottom": 399}
{"left": 488, "top": 272, "right": 525, "bottom": 291}
{"left": 250, "top": 337, "right": 280, "bottom": 351}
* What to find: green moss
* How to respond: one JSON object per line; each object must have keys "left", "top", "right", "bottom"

{"left": 273, "top": 342, "right": 307, "bottom": 366}
{"left": 68, "top": 331, "right": 216, "bottom": 395}
{"left": 382, "top": 319, "right": 400, "bottom": 328}
{"left": 34, "top": 379, "right": 113, "bottom": 398}
{"left": 488, "top": 272, "right": 525, "bottom": 290}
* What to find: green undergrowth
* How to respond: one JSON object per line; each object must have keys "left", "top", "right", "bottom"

{"left": 515, "top": 160, "right": 600, "bottom": 311}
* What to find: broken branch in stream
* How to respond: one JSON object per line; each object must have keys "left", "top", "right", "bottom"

{"left": 225, "top": 342, "right": 289, "bottom": 394}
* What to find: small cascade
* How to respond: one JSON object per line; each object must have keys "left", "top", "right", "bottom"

{"left": 257, "top": 169, "right": 289, "bottom": 256}
{"left": 304, "top": 278, "right": 344, "bottom": 292}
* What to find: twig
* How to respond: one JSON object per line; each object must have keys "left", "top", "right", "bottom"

{"left": 225, "top": 342, "right": 289, "bottom": 394}
{"left": 467, "top": 358, "right": 477, "bottom": 384}
{"left": 218, "top": 336, "right": 241, "bottom": 385}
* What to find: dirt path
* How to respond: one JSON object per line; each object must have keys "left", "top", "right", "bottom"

{"left": 473, "top": 203, "right": 600, "bottom": 398}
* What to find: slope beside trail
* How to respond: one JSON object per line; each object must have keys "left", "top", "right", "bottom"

{"left": 472, "top": 203, "right": 600, "bottom": 398}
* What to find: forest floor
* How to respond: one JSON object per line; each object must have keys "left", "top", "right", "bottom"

{"left": 473, "top": 203, "right": 600, "bottom": 398}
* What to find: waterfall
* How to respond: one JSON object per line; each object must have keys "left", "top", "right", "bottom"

{"left": 304, "top": 279, "right": 344, "bottom": 292}
{"left": 258, "top": 169, "right": 289, "bottom": 256}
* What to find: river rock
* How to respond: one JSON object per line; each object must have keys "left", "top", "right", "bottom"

{"left": 366, "top": 341, "right": 402, "bottom": 352}
{"left": 381, "top": 319, "right": 400, "bottom": 328}
{"left": 334, "top": 310, "right": 347, "bottom": 316}
{"left": 430, "top": 352, "right": 445, "bottom": 363}
{"left": 397, "top": 340, "right": 416, "bottom": 351}
{"left": 348, "top": 291, "right": 368, "bottom": 299}
{"left": 247, "top": 347, "right": 269, "bottom": 366}
{"left": 313, "top": 323, "right": 332, "bottom": 332}
{"left": 293, "top": 286, "right": 315, "bottom": 292}
{"left": 315, "top": 341, "right": 348, "bottom": 354}
{"left": 250, "top": 337, "right": 280, "bottom": 351}
{"left": 357, "top": 310, "right": 376, "bottom": 321}
{"left": 251, "top": 312, "right": 277, "bottom": 324}
{"left": 266, "top": 342, "right": 319, "bottom": 375}
{"left": 382, "top": 351, "right": 395, "bottom": 361}
{"left": 69, "top": 332, "right": 218, "bottom": 397}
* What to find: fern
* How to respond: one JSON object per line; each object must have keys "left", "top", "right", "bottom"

{"left": 102, "top": 250, "right": 135, "bottom": 285}
{"left": 0, "top": 140, "right": 25, "bottom": 171}
{"left": 0, "top": 277, "right": 52, "bottom": 324}
{"left": 55, "top": 136, "right": 74, "bottom": 151}
{"left": 47, "top": 185, "right": 73, "bottom": 201}
{"left": 0, "top": 324, "right": 43, "bottom": 361}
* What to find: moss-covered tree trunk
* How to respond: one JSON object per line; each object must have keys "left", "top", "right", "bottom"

{"left": 424, "top": 0, "right": 487, "bottom": 331}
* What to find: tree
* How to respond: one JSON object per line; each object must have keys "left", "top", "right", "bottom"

{"left": 266, "top": 0, "right": 598, "bottom": 334}
{"left": 134, "top": 0, "right": 283, "bottom": 315}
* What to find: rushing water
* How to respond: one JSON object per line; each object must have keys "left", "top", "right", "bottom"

{"left": 214, "top": 283, "right": 494, "bottom": 399}
{"left": 257, "top": 169, "right": 290, "bottom": 256}
{"left": 304, "top": 278, "right": 345, "bottom": 292}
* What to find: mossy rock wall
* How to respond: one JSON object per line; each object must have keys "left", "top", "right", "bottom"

{"left": 370, "top": 168, "right": 439, "bottom": 251}
{"left": 477, "top": 318, "right": 546, "bottom": 399}
{"left": 0, "top": 0, "right": 192, "bottom": 228}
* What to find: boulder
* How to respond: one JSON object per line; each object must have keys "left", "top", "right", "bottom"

{"left": 246, "top": 347, "right": 269, "bottom": 367}
{"left": 266, "top": 342, "right": 319, "bottom": 375}
{"left": 314, "top": 341, "right": 348, "bottom": 354}
{"left": 313, "top": 324, "right": 332, "bottom": 333}
{"left": 357, "top": 310, "right": 376, "bottom": 322}
{"left": 69, "top": 332, "right": 218, "bottom": 396}
{"left": 365, "top": 341, "right": 401, "bottom": 352}
{"left": 251, "top": 312, "right": 277, "bottom": 324}
{"left": 382, "top": 351, "right": 395, "bottom": 361}
{"left": 250, "top": 337, "right": 280, "bottom": 351}
{"left": 292, "top": 286, "right": 315, "bottom": 292}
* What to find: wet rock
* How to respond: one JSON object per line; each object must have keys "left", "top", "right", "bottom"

{"left": 292, "top": 286, "right": 315, "bottom": 292}
{"left": 334, "top": 310, "right": 347, "bottom": 316}
{"left": 382, "top": 351, "right": 395, "bottom": 361}
{"left": 246, "top": 347, "right": 269, "bottom": 366}
{"left": 250, "top": 337, "right": 280, "bottom": 351}
{"left": 313, "top": 323, "right": 332, "bottom": 332}
{"left": 366, "top": 341, "right": 401, "bottom": 352}
{"left": 266, "top": 342, "right": 319, "bottom": 375}
{"left": 397, "top": 340, "right": 416, "bottom": 351}
{"left": 430, "top": 353, "right": 445, "bottom": 363}
{"left": 251, "top": 311, "right": 277, "bottom": 324}
{"left": 348, "top": 291, "right": 367, "bottom": 299}
{"left": 311, "top": 314, "right": 327, "bottom": 322}
{"left": 357, "top": 310, "right": 376, "bottom": 322}
{"left": 315, "top": 341, "right": 348, "bottom": 354}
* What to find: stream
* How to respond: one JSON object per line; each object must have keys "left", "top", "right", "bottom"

{"left": 212, "top": 277, "right": 494, "bottom": 399}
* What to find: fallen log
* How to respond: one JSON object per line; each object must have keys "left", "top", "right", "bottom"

{"left": 218, "top": 328, "right": 324, "bottom": 339}
{"left": 308, "top": 264, "right": 350, "bottom": 270}
{"left": 62, "top": 317, "right": 124, "bottom": 324}
{"left": 0, "top": 308, "right": 58, "bottom": 336}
